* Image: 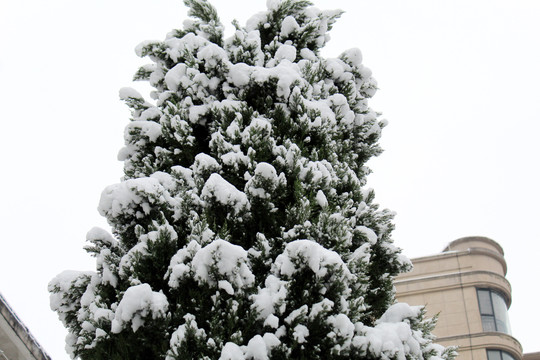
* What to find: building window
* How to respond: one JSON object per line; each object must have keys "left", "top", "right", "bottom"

{"left": 477, "top": 289, "right": 512, "bottom": 335}
{"left": 487, "top": 349, "right": 517, "bottom": 360}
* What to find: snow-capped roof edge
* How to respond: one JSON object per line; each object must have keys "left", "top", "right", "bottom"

{"left": 0, "top": 292, "right": 52, "bottom": 360}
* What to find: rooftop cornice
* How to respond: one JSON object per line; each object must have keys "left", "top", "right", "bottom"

{"left": 0, "top": 293, "right": 51, "bottom": 360}
{"left": 395, "top": 269, "right": 512, "bottom": 306}
{"left": 407, "top": 245, "right": 507, "bottom": 275}
{"left": 443, "top": 236, "right": 505, "bottom": 256}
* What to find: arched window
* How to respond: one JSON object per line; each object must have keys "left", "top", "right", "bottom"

{"left": 477, "top": 289, "right": 512, "bottom": 335}
{"left": 487, "top": 349, "right": 517, "bottom": 360}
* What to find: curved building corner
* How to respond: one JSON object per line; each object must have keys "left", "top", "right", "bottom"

{"left": 395, "top": 236, "right": 523, "bottom": 360}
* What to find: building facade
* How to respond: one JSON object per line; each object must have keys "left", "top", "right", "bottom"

{"left": 395, "top": 236, "right": 527, "bottom": 360}
{"left": 0, "top": 293, "right": 50, "bottom": 360}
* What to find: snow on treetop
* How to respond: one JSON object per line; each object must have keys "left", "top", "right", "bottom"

{"left": 86, "top": 227, "right": 117, "bottom": 247}
{"left": 49, "top": 270, "right": 94, "bottom": 317}
{"left": 228, "top": 63, "right": 252, "bottom": 87}
{"left": 193, "top": 152, "right": 221, "bottom": 175}
{"left": 251, "top": 274, "right": 287, "bottom": 321}
{"left": 252, "top": 162, "right": 278, "bottom": 180}
{"left": 191, "top": 238, "right": 255, "bottom": 290}
{"left": 201, "top": 173, "right": 250, "bottom": 214}
{"left": 99, "top": 177, "right": 166, "bottom": 219}
{"left": 219, "top": 342, "right": 245, "bottom": 360}
{"left": 119, "top": 87, "right": 144, "bottom": 101}
{"left": 377, "top": 302, "right": 423, "bottom": 324}
{"left": 219, "top": 333, "right": 281, "bottom": 360}
{"left": 275, "top": 239, "right": 351, "bottom": 278}
{"left": 111, "top": 283, "right": 168, "bottom": 333}
{"left": 274, "top": 44, "right": 296, "bottom": 62}
{"left": 340, "top": 48, "right": 363, "bottom": 67}
{"left": 280, "top": 16, "right": 300, "bottom": 37}
{"left": 48, "top": 1, "right": 455, "bottom": 359}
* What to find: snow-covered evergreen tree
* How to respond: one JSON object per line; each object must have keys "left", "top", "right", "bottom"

{"left": 49, "top": 1, "right": 456, "bottom": 359}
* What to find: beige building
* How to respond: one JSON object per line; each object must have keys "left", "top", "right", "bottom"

{"left": 395, "top": 236, "right": 534, "bottom": 360}
{"left": 0, "top": 293, "right": 50, "bottom": 360}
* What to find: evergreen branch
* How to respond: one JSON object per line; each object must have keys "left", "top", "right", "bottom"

{"left": 323, "top": 9, "right": 345, "bottom": 33}
{"left": 279, "top": 0, "right": 313, "bottom": 14}
{"left": 183, "top": 0, "right": 221, "bottom": 25}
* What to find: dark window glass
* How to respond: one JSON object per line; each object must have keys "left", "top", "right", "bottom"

{"left": 487, "top": 350, "right": 516, "bottom": 360}
{"left": 478, "top": 289, "right": 494, "bottom": 315}
{"left": 492, "top": 294, "right": 510, "bottom": 333}
{"left": 495, "top": 319, "right": 508, "bottom": 334}
{"left": 476, "top": 289, "right": 512, "bottom": 335}
{"left": 481, "top": 316, "right": 497, "bottom": 332}
{"left": 502, "top": 352, "right": 516, "bottom": 360}
{"left": 487, "top": 350, "right": 503, "bottom": 360}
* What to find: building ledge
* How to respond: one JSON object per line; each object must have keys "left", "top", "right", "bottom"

{"left": 0, "top": 293, "right": 51, "bottom": 360}
{"left": 396, "top": 269, "right": 512, "bottom": 306}
{"left": 437, "top": 331, "right": 522, "bottom": 360}
{"left": 524, "top": 352, "right": 540, "bottom": 360}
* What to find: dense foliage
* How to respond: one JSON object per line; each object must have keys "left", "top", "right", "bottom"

{"left": 49, "top": 1, "right": 456, "bottom": 359}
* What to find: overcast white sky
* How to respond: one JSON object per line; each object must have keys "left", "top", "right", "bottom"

{"left": 1, "top": 1, "right": 539, "bottom": 359}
